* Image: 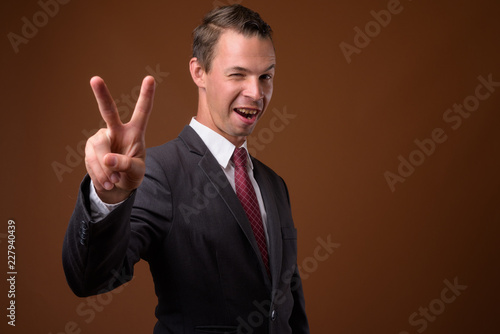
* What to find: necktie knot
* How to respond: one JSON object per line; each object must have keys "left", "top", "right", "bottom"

{"left": 233, "top": 147, "right": 247, "bottom": 168}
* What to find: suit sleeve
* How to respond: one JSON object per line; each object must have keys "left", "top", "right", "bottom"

{"left": 62, "top": 154, "right": 172, "bottom": 297}
{"left": 281, "top": 177, "right": 310, "bottom": 333}
{"left": 289, "top": 266, "right": 310, "bottom": 333}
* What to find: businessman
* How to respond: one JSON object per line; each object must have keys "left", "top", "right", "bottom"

{"left": 63, "top": 4, "right": 309, "bottom": 333}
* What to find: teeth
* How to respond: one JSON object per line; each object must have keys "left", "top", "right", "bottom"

{"left": 236, "top": 108, "right": 257, "bottom": 115}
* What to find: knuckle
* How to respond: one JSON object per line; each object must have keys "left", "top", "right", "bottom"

{"left": 84, "top": 154, "right": 98, "bottom": 166}
{"left": 90, "top": 129, "right": 109, "bottom": 145}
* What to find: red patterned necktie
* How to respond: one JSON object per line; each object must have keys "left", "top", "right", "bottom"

{"left": 232, "top": 147, "right": 270, "bottom": 276}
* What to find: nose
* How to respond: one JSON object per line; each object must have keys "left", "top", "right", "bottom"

{"left": 243, "top": 77, "right": 264, "bottom": 101}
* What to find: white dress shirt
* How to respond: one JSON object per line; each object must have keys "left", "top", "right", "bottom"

{"left": 89, "top": 117, "right": 269, "bottom": 244}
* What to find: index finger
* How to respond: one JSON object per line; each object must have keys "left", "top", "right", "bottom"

{"left": 129, "top": 75, "right": 156, "bottom": 132}
{"left": 90, "top": 76, "right": 122, "bottom": 130}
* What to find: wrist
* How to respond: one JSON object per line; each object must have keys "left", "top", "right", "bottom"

{"left": 96, "top": 187, "right": 133, "bottom": 204}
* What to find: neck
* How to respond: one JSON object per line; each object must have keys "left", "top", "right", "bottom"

{"left": 196, "top": 98, "right": 246, "bottom": 148}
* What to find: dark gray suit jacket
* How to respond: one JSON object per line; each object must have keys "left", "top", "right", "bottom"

{"left": 63, "top": 126, "right": 309, "bottom": 334}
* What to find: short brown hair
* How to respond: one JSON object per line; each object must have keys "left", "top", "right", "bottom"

{"left": 192, "top": 4, "right": 273, "bottom": 72}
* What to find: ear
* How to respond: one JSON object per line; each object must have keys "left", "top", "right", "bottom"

{"left": 189, "top": 57, "right": 206, "bottom": 88}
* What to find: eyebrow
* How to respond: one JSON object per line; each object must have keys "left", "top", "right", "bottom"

{"left": 226, "top": 64, "right": 276, "bottom": 73}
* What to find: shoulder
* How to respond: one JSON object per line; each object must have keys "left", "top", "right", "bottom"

{"left": 145, "top": 125, "right": 207, "bottom": 165}
{"left": 144, "top": 137, "right": 189, "bottom": 174}
{"left": 252, "top": 156, "right": 288, "bottom": 189}
{"left": 252, "top": 156, "right": 279, "bottom": 178}
{"left": 252, "top": 156, "right": 293, "bottom": 207}
{"left": 147, "top": 137, "right": 184, "bottom": 158}
{"left": 143, "top": 125, "right": 209, "bottom": 179}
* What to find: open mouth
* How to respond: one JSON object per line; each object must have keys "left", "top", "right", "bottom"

{"left": 234, "top": 108, "right": 259, "bottom": 120}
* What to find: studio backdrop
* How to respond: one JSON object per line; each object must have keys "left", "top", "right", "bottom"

{"left": 1, "top": 0, "right": 499, "bottom": 333}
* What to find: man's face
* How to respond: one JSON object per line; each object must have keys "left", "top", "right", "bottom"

{"left": 197, "top": 29, "right": 276, "bottom": 146}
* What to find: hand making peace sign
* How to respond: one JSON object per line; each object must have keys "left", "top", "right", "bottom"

{"left": 85, "top": 76, "right": 156, "bottom": 204}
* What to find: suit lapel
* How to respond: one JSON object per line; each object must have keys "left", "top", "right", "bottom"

{"left": 253, "top": 160, "right": 283, "bottom": 289}
{"left": 179, "top": 126, "right": 272, "bottom": 287}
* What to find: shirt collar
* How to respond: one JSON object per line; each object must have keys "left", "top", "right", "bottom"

{"left": 189, "top": 117, "right": 253, "bottom": 169}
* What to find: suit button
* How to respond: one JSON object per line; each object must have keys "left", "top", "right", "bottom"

{"left": 271, "top": 309, "right": 277, "bottom": 321}
{"left": 79, "top": 221, "right": 89, "bottom": 245}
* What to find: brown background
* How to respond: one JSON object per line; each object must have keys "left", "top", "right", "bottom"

{"left": 1, "top": 0, "right": 499, "bottom": 333}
